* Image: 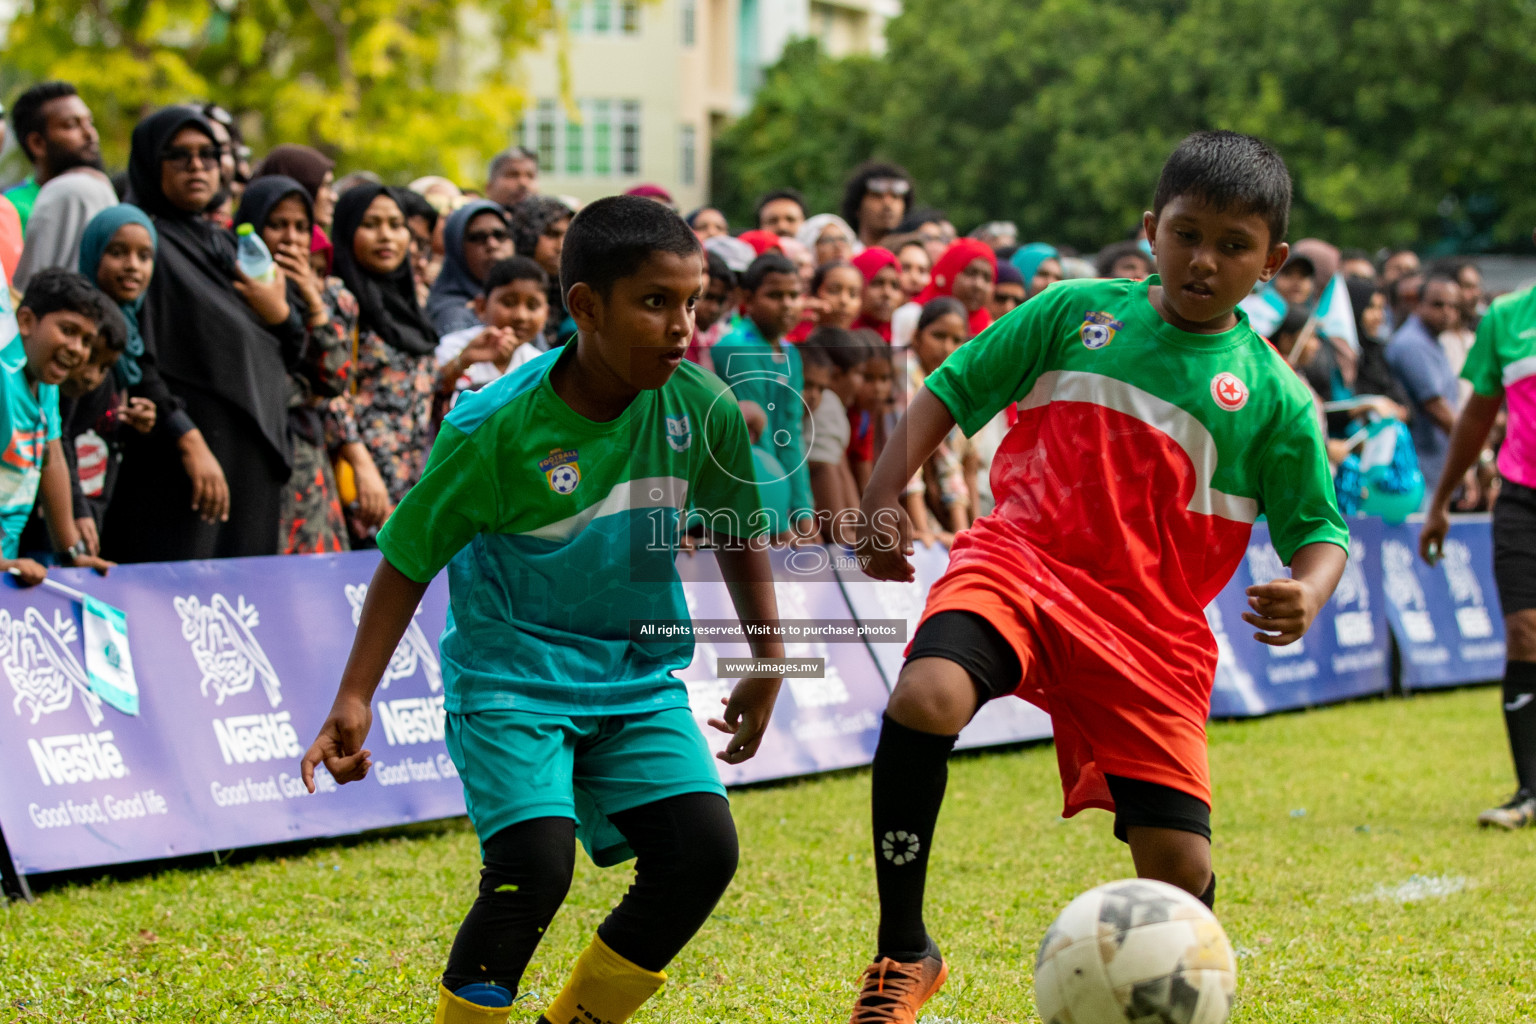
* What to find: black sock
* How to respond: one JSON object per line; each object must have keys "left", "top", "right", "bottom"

{"left": 871, "top": 713, "right": 958, "bottom": 962}
{"left": 1502, "top": 661, "right": 1536, "bottom": 793}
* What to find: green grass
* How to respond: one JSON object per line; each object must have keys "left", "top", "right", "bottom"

{"left": 5, "top": 686, "right": 1536, "bottom": 1023}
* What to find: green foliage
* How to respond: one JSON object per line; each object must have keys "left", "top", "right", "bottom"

{"left": 0, "top": 0, "right": 557, "bottom": 183}
{"left": 714, "top": 0, "right": 1536, "bottom": 252}
{"left": 6, "top": 688, "right": 1536, "bottom": 1021}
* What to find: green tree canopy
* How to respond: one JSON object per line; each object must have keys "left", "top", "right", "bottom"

{"left": 714, "top": 0, "right": 1536, "bottom": 253}
{"left": 1, "top": 0, "right": 557, "bottom": 183}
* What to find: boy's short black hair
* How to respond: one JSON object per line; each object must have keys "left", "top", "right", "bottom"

{"left": 1152, "top": 130, "right": 1291, "bottom": 247}
{"left": 19, "top": 268, "right": 106, "bottom": 326}
{"left": 801, "top": 326, "right": 870, "bottom": 373}
{"left": 559, "top": 194, "right": 702, "bottom": 301}
{"left": 705, "top": 251, "right": 736, "bottom": 291}
{"left": 741, "top": 252, "right": 798, "bottom": 295}
{"left": 397, "top": 188, "right": 438, "bottom": 233}
{"left": 482, "top": 255, "right": 549, "bottom": 296}
{"left": 94, "top": 300, "right": 128, "bottom": 355}
{"left": 10, "top": 81, "right": 79, "bottom": 155}
{"left": 754, "top": 187, "right": 807, "bottom": 222}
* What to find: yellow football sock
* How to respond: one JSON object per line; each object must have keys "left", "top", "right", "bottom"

{"left": 433, "top": 983, "right": 513, "bottom": 1024}
{"left": 540, "top": 934, "right": 666, "bottom": 1024}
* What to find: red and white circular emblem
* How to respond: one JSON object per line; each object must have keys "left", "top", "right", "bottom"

{"left": 1211, "top": 372, "right": 1249, "bottom": 411}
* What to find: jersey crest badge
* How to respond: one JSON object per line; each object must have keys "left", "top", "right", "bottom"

{"left": 666, "top": 413, "right": 692, "bottom": 452}
{"left": 1211, "top": 372, "right": 1249, "bottom": 411}
{"left": 539, "top": 447, "right": 582, "bottom": 494}
{"left": 1080, "top": 311, "right": 1123, "bottom": 350}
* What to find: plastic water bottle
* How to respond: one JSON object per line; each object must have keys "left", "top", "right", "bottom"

{"left": 235, "top": 223, "right": 276, "bottom": 283}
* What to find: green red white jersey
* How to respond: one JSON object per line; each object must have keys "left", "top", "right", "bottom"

{"left": 922, "top": 276, "right": 1348, "bottom": 717}
{"left": 1462, "top": 283, "right": 1536, "bottom": 489}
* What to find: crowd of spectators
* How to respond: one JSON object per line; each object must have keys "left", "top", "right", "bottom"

{"left": 0, "top": 80, "right": 1512, "bottom": 578}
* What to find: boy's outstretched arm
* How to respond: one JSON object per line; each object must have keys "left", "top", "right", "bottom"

{"left": 856, "top": 388, "right": 957, "bottom": 582}
{"left": 300, "top": 556, "right": 430, "bottom": 791}
{"left": 1242, "top": 541, "right": 1347, "bottom": 646}
{"left": 712, "top": 542, "right": 784, "bottom": 765}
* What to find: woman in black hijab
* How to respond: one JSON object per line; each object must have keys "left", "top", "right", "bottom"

{"left": 327, "top": 184, "right": 439, "bottom": 537}
{"left": 235, "top": 174, "right": 357, "bottom": 554}
{"left": 104, "top": 105, "right": 304, "bottom": 562}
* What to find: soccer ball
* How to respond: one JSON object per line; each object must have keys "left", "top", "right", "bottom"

{"left": 1033, "top": 878, "right": 1235, "bottom": 1024}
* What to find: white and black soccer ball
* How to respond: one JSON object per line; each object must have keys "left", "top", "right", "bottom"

{"left": 1034, "top": 878, "right": 1235, "bottom": 1024}
{"left": 548, "top": 465, "right": 580, "bottom": 495}
{"left": 1081, "top": 323, "right": 1113, "bottom": 349}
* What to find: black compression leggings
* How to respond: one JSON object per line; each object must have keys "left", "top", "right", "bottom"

{"left": 441, "top": 792, "right": 739, "bottom": 993}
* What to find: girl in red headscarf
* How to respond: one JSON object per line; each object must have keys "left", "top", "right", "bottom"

{"left": 851, "top": 246, "right": 904, "bottom": 343}
{"left": 891, "top": 238, "right": 996, "bottom": 347}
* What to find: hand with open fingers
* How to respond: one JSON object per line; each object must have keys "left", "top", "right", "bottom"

{"left": 709, "top": 676, "right": 782, "bottom": 764}
{"left": 300, "top": 695, "right": 374, "bottom": 792}
{"left": 856, "top": 504, "right": 915, "bottom": 582}
{"left": 1242, "top": 577, "right": 1321, "bottom": 646}
{"left": 1419, "top": 505, "right": 1451, "bottom": 565}
{"left": 180, "top": 439, "right": 230, "bottom": 522}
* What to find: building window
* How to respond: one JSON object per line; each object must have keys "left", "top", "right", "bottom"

{"left": 534, "top": 99, "right": 558, "bottom": 173}
{"left": 592, "top": 99, "right": 613, "bottom": 176}
{"left": 680, "top": 124, "right": 696, "bottom": 187}
{"left": 681, "top": 0, "right": 696, "bottom": 45}
{"left": 591, "top": 0, "right": 612, "bottom": 33}
{"left": 565, "top": 104, "right": 584, "bottom": 175}
{"left": 564, "top": 0, "right": 584, "bottom": 32}
{"left": 620, "top": 0, "right": 640, "bottom": 34}
{"left": 620, "top": 101, "right": 641, "bottom": 176}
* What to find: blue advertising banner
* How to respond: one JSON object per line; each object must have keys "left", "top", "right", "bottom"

{"left": 673, "top": 546, "right": 893, "bottom": 783}
{"left": 1381, "top": 517, "right": 1506, "bottom": 690}
{"left": 0, "top": 552, "right": 460, "bottom": 881}
{"left": 832, "top": 540, "right": 1053, "bottom": 751}
{"left": 1206, "top": 519, "right": 1391, "bottom": 717}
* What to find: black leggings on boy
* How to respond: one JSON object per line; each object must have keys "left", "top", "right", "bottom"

{"left": 441, "top": 791, "right": 739, "bottom": 993}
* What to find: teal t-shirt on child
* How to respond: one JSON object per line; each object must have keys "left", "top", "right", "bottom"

{"left": 377, "top": 344, "right": 765, "bottom": 716}
{"left": 0, "top": 289, "right": 60, "bottom": 560}
{"left": 712, "top": 318, "right": 815, "bottom": 526}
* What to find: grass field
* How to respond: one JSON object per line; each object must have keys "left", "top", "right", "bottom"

{"left": 5, "top": 685, "right": 1536, "bottom": 1023}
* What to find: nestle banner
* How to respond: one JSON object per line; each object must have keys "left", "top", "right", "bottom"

{"left": 1206, "top": 519, "right": 1392, "bottom": 717}
{"left": 832, "top": 540, "right": 1054, "bottom": 751}
{"left": 0, "top": 552, "right": 461, "bottom": 882}
{"left": 674, "top": 546, "right": 894, "bottom": 783}
{"left": 1381, "top": 516, "right": 1506, "bottom": 690}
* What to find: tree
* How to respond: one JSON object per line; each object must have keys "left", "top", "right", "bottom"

{"left": 713, "top": 0, "right": 1536, "bottom": 252}
{"left": 1, "top": 0, "right": 557, "bottom": 183}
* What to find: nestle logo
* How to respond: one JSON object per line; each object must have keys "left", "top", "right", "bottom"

{"left": 212, "top": 712, "right": 301, "bottom": 765}
{"left": 28, "top": 731, "right": 128, "bottom": 786}
{"left": 376, "top": 696, "right": 445, "bottom": 746}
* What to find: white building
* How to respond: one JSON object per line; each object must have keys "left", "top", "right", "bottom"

{"left": 510, "top": 0, "right": 900, "bottom": 212}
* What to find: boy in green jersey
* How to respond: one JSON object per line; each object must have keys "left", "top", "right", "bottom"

{"left": 302, "top": 196, "right": 784, "bottom": 1024}
{"left": 845, "top": 132, "right": 1351, "bottom": 1023}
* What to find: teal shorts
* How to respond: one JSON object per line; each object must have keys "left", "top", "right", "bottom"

{"left": 445, "top": 705, "right": 726, "bottom": 867}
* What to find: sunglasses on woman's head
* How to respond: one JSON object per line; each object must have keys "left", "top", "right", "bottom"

{"left": 865, "top": 178, "right": 911, "bottom": 197}
{"left": 162, "top": 145, "right": 223, "bottom": 170}
{"left": 465, "top": 228, "right": 510, "bottom": 245}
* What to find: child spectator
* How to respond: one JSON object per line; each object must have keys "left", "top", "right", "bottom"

{"left": 1095, "top": 240, "right": 1155, "bottom": 280}
{"left": 845, "top": 131, "right": 1347, "bottom": 1022}
{"left": 714, "top": 251, "right": 816, "bottom": 542}
{"left": 892, "top": 239, "right": 996, "bottom": 348}
{"left": 789, "top": 259, "right": 863, "bottom": 342}
{"left": 852, "top": 247, "right": 904, "bottom": 343}
{"left": 895, "top": 237, "right": 932, "bottom": 300}
{"left": 800, "top": 326, "right": 867, "bottom": 546}
{"left": 847, "top": 335, "right": 894, "bottom": 495}
{"left": 908, "top": 298, "right": 974, "bottom": 544}
{"left": 1010, "top": 241, "right": 1063, "bottom": 297}
{"left": 301, "top": 195, "right": 782, "bottom": 1024}
{"left": 684, "top": 251, "right": 737, "bottom": 372}
{"left": 435, "top": 256, "right": 549, "bottom": 397}
{"left": 4, "top": 268, "right": 114, "bottom": 578}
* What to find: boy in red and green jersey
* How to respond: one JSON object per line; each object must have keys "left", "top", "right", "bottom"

{"left": 845, "top": 131, "right": 1349, "bottom": 1024}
